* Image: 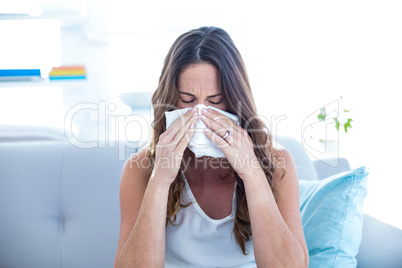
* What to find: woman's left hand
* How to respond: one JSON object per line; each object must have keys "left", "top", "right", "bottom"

{"left": 200, "top": 108, "right": 263, "bottom": 180}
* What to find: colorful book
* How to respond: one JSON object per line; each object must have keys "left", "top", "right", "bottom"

{"left": 0, "top": 69, "right": 43, "bottom": 82}
{"left": 51, "top": 66, "right": 85, "bottom": 71}
{"left": 49, "top": 76, "right": 86, "bottom": 80}
{"left": 49, "top": 66, "right": 86, "bottom": 80}
{"left": 0, "top": 69, "right": 41, "bottom": 77}
{"left": 49, "top": 70, "right": 86, "bottom": 76}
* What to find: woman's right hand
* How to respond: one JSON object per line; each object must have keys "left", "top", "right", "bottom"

{"left": 151, "top": 107, "right": 198, "bottom": 186}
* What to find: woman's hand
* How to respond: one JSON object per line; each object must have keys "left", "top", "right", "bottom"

{"left": 200, "top": 108, "right": 263, "bottom": 180}
{"left": 151, "top": 107, "right": 198, "bottom": 186}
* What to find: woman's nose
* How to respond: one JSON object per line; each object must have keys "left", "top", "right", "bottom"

{"left": 192, "top": 103, "right": 207, "bottom": 112}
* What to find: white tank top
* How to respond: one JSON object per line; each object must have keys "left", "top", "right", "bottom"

{"left": 165, "top": 171, "right": 256, "bottom": 267}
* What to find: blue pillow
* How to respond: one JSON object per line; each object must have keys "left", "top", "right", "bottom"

{"left": 299, "top": 166, "right": 369, "bottom": 268}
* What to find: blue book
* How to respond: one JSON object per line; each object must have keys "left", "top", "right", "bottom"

{"left": 0, "top": 69, "right": 41, "bottom": 77}
{"left": 49, "top": 75, "right": 86, "bottom": 80}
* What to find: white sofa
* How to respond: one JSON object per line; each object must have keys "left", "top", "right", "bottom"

{"left": 0, "top": 136, "right": 401, "bottom": 267}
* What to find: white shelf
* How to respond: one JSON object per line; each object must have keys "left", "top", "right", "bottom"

{"left": 0, "top": 79, "right": 88, "bottom": 89}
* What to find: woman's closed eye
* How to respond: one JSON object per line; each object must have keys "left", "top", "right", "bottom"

{"left": 208, "top": 99, "right": 222, "bottom": 105}
{"left": 181, "top": 99, "right": 195, "bottom": 104}
{"left": 181, "top": 99, "right": 223, "bottom": 105}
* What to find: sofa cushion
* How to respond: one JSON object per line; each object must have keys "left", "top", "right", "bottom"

{"left": 299, "top": 166, "right": 369, "bottom": 267}
{"left": 61, "top": 144, "right": 133, "bottom": 268}
{"left": 0, "top": 141, "right": 63, "bottom": 268}
{"left": 0, "top": 141, "right": 139, "bottom": 268}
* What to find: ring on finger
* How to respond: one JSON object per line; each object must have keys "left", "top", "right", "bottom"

{"left": 222, "top": 130, "right": 232, "bottom": 141}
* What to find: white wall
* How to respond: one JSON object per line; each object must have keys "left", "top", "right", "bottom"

{"left": 2, "top": 0, "right": 401, "bottom": 228}
{"left": 245, "top": 1, "right": 402, "bottom": 228}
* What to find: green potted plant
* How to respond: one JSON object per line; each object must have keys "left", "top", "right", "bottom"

{"left": 302, "top": 96, "right": 353, "bottom": 163}
{"left": 316, "top": 96, "right": 353, "bottom": 143}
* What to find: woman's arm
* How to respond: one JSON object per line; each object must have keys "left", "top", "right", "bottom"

{"left": 243, "top": 147, "right": 309, "bottom": 268}
{"left": 114, "top": 107, "right": 198, "bottom": 268}
{"left": 199, "top": 108, "right": 308, "bottom": 266}
{"left": 114, "top": 150, "right": 170, "bottom": 268}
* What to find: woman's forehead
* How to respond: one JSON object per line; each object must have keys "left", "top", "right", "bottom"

{"left": 178, "top": 63, "right": 220, "bottom": 95}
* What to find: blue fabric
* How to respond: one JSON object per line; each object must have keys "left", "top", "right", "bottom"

{"left": 299, "top": 166, "right": 369, "bottom": 268}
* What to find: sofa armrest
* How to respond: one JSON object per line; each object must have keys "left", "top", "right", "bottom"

{"left": 356, "top": 214, "right": 402, "bottom": 267}
{"left": 313, "top": 157, "right": 351, "bottom": 180}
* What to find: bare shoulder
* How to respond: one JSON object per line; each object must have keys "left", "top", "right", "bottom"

{"left": 119, "top": 146, "right": 153, "bottom": 217}
{"left": 270, "top": 142, "right": 298, "bottom": 183}
{"left": 118, "top": 147, "right": 153, "bottom": 205}
{"left": 121, "top": 147, "right": 153, "bottom": 181}
{"left": 272, "top": 142, "right": 294, "bottom": 166}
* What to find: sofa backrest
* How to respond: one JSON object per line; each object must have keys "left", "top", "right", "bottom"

{"left": 0, "top": 141, "right": 138, "bottom": 268}
{"left": 0, "top": 136, "right": 319, "bottom": 268}
{"left": 275, "top": 135, "right": 319, "bottom": 181}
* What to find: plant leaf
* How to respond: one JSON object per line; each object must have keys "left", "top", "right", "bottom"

{"left": 335, "top": 118, "right": 340, "bottom": 131}
{"left": 317, "top": 107, "right": 326, "bottom": 121}
{"left": 344, "top": 109, "right": 349, "bottom": 113}
{"left": 344, "top": 118, "right": 353, "bottom": 133}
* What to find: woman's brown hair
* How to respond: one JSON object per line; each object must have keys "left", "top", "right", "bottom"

{"left": 147, "top": 26, "right": 283, "bottom": 255}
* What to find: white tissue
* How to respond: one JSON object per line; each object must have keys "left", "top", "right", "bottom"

{"left": 165, "top": 104, "right": 239, "bottom": 158}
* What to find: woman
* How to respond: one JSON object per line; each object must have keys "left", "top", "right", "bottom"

{"left": 114, "top": 26, "right": 309, "bottom": 267}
